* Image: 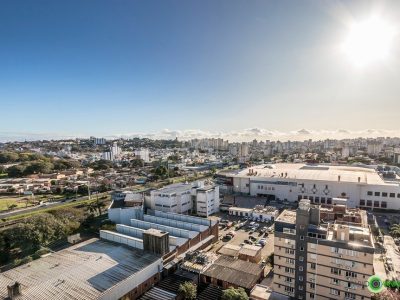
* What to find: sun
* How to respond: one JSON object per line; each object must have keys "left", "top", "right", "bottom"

{"left": 342, "top": 16, "right": 396, "bottom": 67}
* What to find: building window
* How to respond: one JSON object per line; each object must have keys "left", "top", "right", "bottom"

{"left": 299, "top": 276, "right": 303, "bottom": 282}
{"left": 310, "top": 283, "right": 315, "bottom": 289}
{"left": 367, "top": 191, "right": 373, "bottom": 196}
{"left": 359, "top": 199, "right": 365, "bottom": 206}
{"left": 300, "top": 246, "right": 304, "bottom": 251}
{"left": 345, "top": 292, "right": 356, "bottom": 299}
{"left": 327, "top": 198, "right": 332, "bottom": 204}
{"left": 299, "top": 285, "right": 303, "bottom": 290}
{"left": 284, "top": 286, "right": 294, "bottom": 293}
{"left": 321, "top": 197, "right": 326, "bottom": 204}
{"left": 299, "top": 266, "right": 303, "bottom": 271}
{"left": 374, "top": 201, "right": 380, "bottom": 207}
{"left": 300, "top": 236, "right": 304, "bottom": 240}
{"left": 315, "top": 197, "right": 320, "bottom": 203}
{"left": 381, "top": 201, "right": 387, "bottom": 208}
{"left": 375, "top": 192, "right": 380, "bottom": 197}
{"left": 310, "top": 293, "right": 315, "bottom": 299}
{"left": 309, "top": 196, "right": 314, "bottom": 202}
{"left": 310, "top": 243, "right": 316, "bottom": 249}
{"left": 330, "top": 289, "right": 340, "bottom": 296}
{"left": 285, "top": 248, "right": 295, "bottom": 255}
{"left": 331, "top": 268, "right": 341, "bottom": 275}
{"left": 345, "top": 271, "right": 357, "bottom": 278}
{"left": 331, "top": 278, "right": 340, "bottom": 285}
{"left": 286, "top": 258, "right": 295, "bottom": 265}
{"left": 398, "top": 193, "right": 400, "bottom": 198}
{"left": 299, "top": 256, "right": 304, "bottom": 262}
{"left": 390, "top": 193, "right": 395, "bottom": 198}
{"left": 310, "top": 253, "right": 317, "bottom": 260}
{"left": 382, "top": 192, "right": 388, "bottom": 197}
{"left": 310, "top": 263, "right": 316, "bottom": 269}
{"left": 366, "top": 200, "right": 372, "bottom": 207}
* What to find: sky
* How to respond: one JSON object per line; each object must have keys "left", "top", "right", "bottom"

{"left": 0, "top": 0, "right": 400, "bottom": 141}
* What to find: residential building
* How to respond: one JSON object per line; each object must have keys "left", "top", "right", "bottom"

{"left": 134, "top": 148, "right": 150, "bottom": 163}
{"left": 273, "top": 199, "right": 374, "bottom": 300}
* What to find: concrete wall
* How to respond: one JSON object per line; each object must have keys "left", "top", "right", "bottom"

{"left": 143, "top": 214, "right": 207, "bottom": 232}
{"left": 154, "top": 210, "right": 215, "bottom": 226}
{"left": 108, "top": 206, "right": 143, "bottom": 226}
{"left": 100, "top": 230, "right": 144, "bottom": 250}
{"left": 130, "top": 218, "right": 198, "bottom": 239}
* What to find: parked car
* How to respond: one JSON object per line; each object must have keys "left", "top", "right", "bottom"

{"left": 228, "top": 231, "right": 236, "bottom": 237}
{"left": 259, "top": 238, "right": 267, "bottom": 246}
{"left": 223, "top": 235, "right": 233, "bottom": 241}
{"left": 249, "top": 236, "right": 257, "bottom": 241}
{"left": 244, "top": 239, "right": 253, "bottom": 245}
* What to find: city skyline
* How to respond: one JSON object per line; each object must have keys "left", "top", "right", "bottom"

{"left": 1, "top": 0, "right": 399, "bottom": 136}
{"left": 2, "top": 127, "right": 400, "bottom": 143}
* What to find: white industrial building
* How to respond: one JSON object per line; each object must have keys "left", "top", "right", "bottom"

{"left": 149, "top": 181, "right": 220, "bottom": 217}
{"left": 223, "top": 163, "right": 400, "bottom": 210}
{"left": 228, "top": 206, "right": 279, "bottom": 221}
{"left": 108, "top": 191, "right": 144, "bottom": 224}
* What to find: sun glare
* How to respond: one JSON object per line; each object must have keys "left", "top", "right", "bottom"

{"left": 342, "top": 16, "right": 396, "bottom": 67}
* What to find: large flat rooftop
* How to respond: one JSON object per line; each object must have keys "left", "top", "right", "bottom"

{"left": 0, "top": 238, "right": 161, "bottom": 300}
{"left": 228, "top": 163, "right": 398, "bottom": 185}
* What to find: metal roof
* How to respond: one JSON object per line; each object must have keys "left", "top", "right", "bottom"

{"left": 0, "top": 238, "right": 161, "bottom": 300}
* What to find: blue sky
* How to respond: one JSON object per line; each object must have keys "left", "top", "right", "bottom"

{"left": 0, "top": 0, "right": 399, "bottom": 139}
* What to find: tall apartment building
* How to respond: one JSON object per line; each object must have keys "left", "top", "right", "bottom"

{"left": 134, "top": 148, "right": 150, "bottom": 162}
{"left": 273, "top": 199, "right": 374, "bottom": 300}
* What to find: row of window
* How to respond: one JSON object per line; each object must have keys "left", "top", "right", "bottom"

{"left": 367, "top": 191, "right": 400, "bottom": 198}
{"left": 299, "top": 195, "right": 333, "bottom": 204}
{"left": 359, "top": 199, "right": 387, "bottom": 208}
{"left": 155, "top": 204, "right": 178, "bottom": 208}
{"left": 256, "top": 185, "right": 275, "bottom": 191}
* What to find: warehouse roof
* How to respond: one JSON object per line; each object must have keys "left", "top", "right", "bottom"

{"left": 230, "top": 163, "right": 396, "bottom": 185}
{"left": 0, "top": 238, "right": 161, "bottom": 300}
{"left": 202, "top": 256, "right": 263, "bottom": 289}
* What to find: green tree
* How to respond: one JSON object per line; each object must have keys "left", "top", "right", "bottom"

{"left": 390, "top": 224, "right": 400, "bottom": 238}
{"left": 266, "top": 253, "right": 274, "bottom": 267}
{"left": 130, "top": 159, "right": 144, "bottom": 168}
{"left": 23, "top": 161, "right": 54, "bottom": 175}
{"left": 221, "top": 287, "right": 249, "bottom": 300}
{"left": 77, "top": 185, "right": 89, "bottom": 196}
{"left": 6, "top": 165, "right": 26, "bottom": 177}
{"left": 178, "top": 281, "right": 197, "bottom": 300}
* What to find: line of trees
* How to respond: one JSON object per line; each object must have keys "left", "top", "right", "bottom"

{"left": 0, "top": 208, "right": 85, "bottom": 264}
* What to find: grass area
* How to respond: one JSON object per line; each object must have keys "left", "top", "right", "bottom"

{"left": 0, "top": 174, "right": 8, "bottom": 179}
{"left": 0, "top": 198, "right": 34, "bottom": 211}
{"left": 3, "top": 195, "right": 111, "bottom": 222}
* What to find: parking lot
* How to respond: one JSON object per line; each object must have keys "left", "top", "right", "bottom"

{"left": 372, "top": 212, "right": 400, "bottom": 280}
{"left": 208, "top": 212, "right": 274, "bottom": 269}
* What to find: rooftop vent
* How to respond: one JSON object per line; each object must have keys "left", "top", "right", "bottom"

{"left": 7, "top": 282, "right": 21, "bottom": 299}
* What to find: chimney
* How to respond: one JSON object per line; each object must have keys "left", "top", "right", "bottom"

{"left": 7, "top": 282, "right": 21, "bottom": 299}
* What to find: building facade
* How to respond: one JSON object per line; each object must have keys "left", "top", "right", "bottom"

{"left": 273, "top": 200, "right": 374, "bottom": 300}
{"left": 224, "top": 163, "right": 400, "bottom": 210}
